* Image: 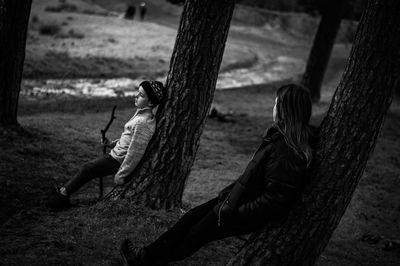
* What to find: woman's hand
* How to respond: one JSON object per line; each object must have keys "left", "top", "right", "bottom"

{"left": 101, "top": 138, "right": 117, "bottom": 148}
{"left": 101, "top": 137, "right": 111, "bottom": 146}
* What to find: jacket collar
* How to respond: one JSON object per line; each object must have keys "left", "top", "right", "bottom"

{"left": 264, "top": 124, "right": 318, "bottom": 144}
{"left": 263, "top": 125, "right": 283, "bottom": 142}
{"left": 134, "top": 107, "right": 153, "bottom": 116}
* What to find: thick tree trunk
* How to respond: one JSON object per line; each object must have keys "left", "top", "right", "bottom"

{"left": 301, "top": 0, "right": 346, "bottom": 102}
{"left": 105, "top": 0, "right": 235, "bottom": 209}
{"left": 0, "top": 0, "right": 32, "bottom": 127}
{"left": 228, "top": 0, "right": 399, "bottom": 265}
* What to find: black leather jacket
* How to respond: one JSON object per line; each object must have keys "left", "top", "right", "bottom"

{"left": 215, "top": 126, "right": 310, "bottom": 226}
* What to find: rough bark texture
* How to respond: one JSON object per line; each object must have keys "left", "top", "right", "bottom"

{"left": 0, "top": 0, "right": 32, "bottom": 127}
{"left": 301, "top": 0, "right": 346, "bottom": 102}
{"left": 228, "top": 0, "right": 399, "bottom": 265}
{"left": 105, "top": 0, "right": 235, "bottom": 209}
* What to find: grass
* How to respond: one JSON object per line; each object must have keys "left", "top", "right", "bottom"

{"left": 1, "top": 82, "right": 400, "bottom": 265}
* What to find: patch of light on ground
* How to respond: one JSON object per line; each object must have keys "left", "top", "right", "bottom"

{"left": 21, "top": 57, "right": 304, "bottom": 98}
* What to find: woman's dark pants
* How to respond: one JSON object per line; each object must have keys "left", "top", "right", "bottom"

{"left": 64, "top": 154, "right": 120, "bottom": 195}
{"left": 145, "top": 197, "right": 259, "bottom": 263}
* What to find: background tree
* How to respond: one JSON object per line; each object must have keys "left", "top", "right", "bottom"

{"left": 300, "top": 0, "right": 347, "bottom": 102}
{"left": 0, "top": 0, "right": 32, "bottom": 128}
{"left": 105, "top": 0, "right": 236, "bottom": 209}
{"left": 228, "top": 0, "right": 399, "bottom": 264}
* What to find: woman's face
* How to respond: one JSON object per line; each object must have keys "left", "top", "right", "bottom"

{"left": 273, "top": 97, "right": 277, "bottom": 122}
{"left": 135, "top": 86, "right": 153, "bottom": 108}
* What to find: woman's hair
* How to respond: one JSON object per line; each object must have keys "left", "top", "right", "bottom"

{"left": 274, "top": 84, "right": 313, "bottom": 166}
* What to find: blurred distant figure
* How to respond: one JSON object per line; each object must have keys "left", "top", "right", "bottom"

{"left": 140, "top": 2, "right": 147, "bottom": 21}
{"left": 124, "top": 4, "right": 136, "bottom": 20}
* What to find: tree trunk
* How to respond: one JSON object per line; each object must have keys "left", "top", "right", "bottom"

{"left": 0, "top": 0, "right": 32, "bottom": 127}
{"left": 228, "top": 0, "right": 399, "bottom": 265}
{"left": 301, "top": 0, "right": 347, "bottom": 102}
{"left": 105, "top": 0, "right": 235, "bottom": 209}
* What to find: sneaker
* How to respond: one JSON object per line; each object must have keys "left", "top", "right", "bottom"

{"left": 120, "top": 239, "right": 144, "bottom": 266}
{"left": 46, "top": 189, "right": 71, "bottom": 211}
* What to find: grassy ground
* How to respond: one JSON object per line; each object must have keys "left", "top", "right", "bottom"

{"left": 1, "top": 82, "right": 400, "bottom": 265}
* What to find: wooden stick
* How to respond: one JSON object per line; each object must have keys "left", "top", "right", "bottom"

{"left": 99, "top": 106, "right": 117, "bottom": 198}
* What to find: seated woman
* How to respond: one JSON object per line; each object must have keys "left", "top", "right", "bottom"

{"left": 46, "top": 80, "right": 166, "bottom": 211}
{"left": 119, "top": 84, "right": 315, "bottom": 266}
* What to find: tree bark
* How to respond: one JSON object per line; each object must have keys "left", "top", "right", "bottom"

{"left": 0, "top": 0, "right": 32, "bottom": 127}
{"left": 301, "top": 0, "right": 347, "bottom": 102}
{"left": 228, "top": 0, "right": 399, "bottom": 265}
{"left": 105, "top": 0, "right": 235, "bottom": 209}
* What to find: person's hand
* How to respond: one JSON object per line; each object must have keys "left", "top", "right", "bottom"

{"left": 102, "top": 138, "right": 119, "bottom": 149}
{"left": 101, "top": 137, "right": 113, "bottom": 148}
{"left": 101, "top": 137, "right": 110, "bottom": 145}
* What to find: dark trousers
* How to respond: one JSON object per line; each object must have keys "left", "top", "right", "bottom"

{"left": 145, "top": 197, "right": 259, "bottom": 263}
{"left": 64, "top": 154, "right": 121, "bottom": 195}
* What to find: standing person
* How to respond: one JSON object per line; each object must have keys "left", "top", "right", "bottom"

{"left": 124, "top": 4, "right": 136, "bottom": 20}
{"left": 139, "top": 2, "right": 147, "bottom": 21}
{"left": 119, "top": 84, "right": 315, "bottom": 266}
{"left": 46, "top": 81, "right": 166, "bottom": 211}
